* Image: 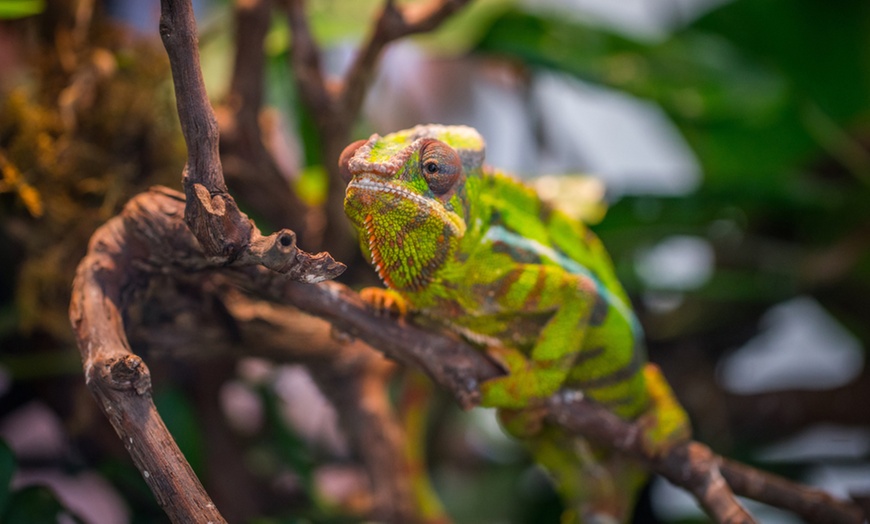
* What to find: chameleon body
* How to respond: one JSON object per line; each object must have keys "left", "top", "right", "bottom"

{"left": 341, "top": 125, "right": 689, "bottom": 523}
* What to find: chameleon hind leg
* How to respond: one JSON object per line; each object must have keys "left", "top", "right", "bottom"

{"left": 527, "top": 425, "right": 647, "bottom": 524}
{"left": 398, "top": 370, "right": 451, "bottom": 524}
{"left": 358, "top": 287, "right": 450, "bottom": 523}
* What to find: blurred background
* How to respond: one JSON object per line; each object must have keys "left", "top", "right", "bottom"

{"left": 1, "top": 0, "right": 870, "bottom": 522}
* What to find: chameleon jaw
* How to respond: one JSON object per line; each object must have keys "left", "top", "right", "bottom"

{"left": 347, "top": 177, "right": 466, "bottom": 238}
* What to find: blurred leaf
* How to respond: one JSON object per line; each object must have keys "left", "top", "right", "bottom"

{"left": 0, "top": 349, "right": 82, "bottom": 380}
{"left": 306, "top": 0, "right": 381, "bottom": 44}
{"left": 295, "top": 166, "right": 329, "bottom": 207}
{"left": 472, "top": 4, "right": 870, "bottom": 192}
{"left": 0, "top": 440, "right": 16, "bottom": 516}
{"left": 258, "top": 386, "right": 315, "bottom": 493}
{"left": 3, "top": 486, "right": 67, "bottom": 524}
{"left": 532, "top": 174, "right": 608, "bottom": 224}
{"left": 153, "top": 387, "right": 205, "bottom": 476}
{"left": 0, "top": 0, "right": 44, "bottom": 19}
{"left": 693, "top": 0, "right": 870, "bottom": 121}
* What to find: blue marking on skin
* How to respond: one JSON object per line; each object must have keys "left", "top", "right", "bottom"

{"left": 483, "top": 225, "right": 643, "bottom": 335}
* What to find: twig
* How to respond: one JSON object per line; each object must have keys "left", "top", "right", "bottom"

{"left": 160, "top": 0, "right": 341, "bottom": 279}
{"left": 339, "top": 0, "right": 472, "bottom": 120}
{"left": 545, "top": 394, "right": 756, "bottom": 524}
{"left": 721, "top": 457, "right": 864, "bottom": 524}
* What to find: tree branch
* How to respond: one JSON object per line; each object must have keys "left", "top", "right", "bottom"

{"left": 69, "top": 193, "right": 227, "bottom": 524}
{"left": 339, "top": 0, "right": 472, "bottom": 120}
{"left": 130, "top": 278, "right": 416, "bottom": 522}
{"left": 161, "top": 0, "right": 341, "bottom": 279}
{"left": 73, "top": 187, "right": 866, "bottom": 524}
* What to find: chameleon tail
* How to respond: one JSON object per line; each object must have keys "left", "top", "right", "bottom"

{"left": 399, "top": 369, "right": 451, "bottom": 524}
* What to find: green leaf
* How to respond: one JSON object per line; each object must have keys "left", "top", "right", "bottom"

{"left": 0, "top": 439, "right": 16, "bottom": 515}
{"left": 692, "top": 0, "right": 870, "bottom": 121}
{"left": 3, "top": 486, "right": 65, "bottom": 524}
{"left": 153, "top": 387, "right": 205, "bottom": 475}
{"left": 472, "top": 4, "right": 870, "bottom": 192}
{"left": 0, "top": 0, "right": 45, "bottom": 19}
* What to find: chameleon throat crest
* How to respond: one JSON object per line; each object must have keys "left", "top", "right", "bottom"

{"left": 350, "top": 176, "right": 466, "bottom": 292}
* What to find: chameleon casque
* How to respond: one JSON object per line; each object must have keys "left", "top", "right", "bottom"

{"left": 340, "top": 124, "right": 690, "bottom": 523}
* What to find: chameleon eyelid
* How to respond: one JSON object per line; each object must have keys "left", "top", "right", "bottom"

{"left": 420, "top": 140, "right": 461, "bottom": 195}
{"left": 339, "top": 139, "right": 367, "bottom": 183}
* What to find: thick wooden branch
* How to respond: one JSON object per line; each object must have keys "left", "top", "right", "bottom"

{"left": 232, "top": 268, "right": 496, "bottom": 410}
{"left": 131, "top": 280, "right": 416, "bottom": 522}
{"left": 69, "top": 197, "right": 226, "bottom": 524}
{"left": 71, "top": 188, "right": 417, "bottom": 523}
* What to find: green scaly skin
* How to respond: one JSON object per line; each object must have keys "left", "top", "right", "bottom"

{"left": 342, "top": 125, "right": 690, "bottom": 523}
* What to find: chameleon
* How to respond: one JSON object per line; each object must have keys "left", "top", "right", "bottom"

{"left": 340, "top": 124, "right": 690, "bottom": 523}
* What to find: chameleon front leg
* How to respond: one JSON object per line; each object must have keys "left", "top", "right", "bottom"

{"left": 478, "top": 266, "right": 597, "bottom": 409}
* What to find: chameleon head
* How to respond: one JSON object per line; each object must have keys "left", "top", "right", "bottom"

{"left": 341, "top": 124, "right": 485, "bottom": 292}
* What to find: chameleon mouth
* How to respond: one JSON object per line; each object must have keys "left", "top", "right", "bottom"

{"left": 347, "top": 177, "right": 466, "bottom": 237}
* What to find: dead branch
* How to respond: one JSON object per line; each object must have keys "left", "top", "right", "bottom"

{"left": 69, "top": 192, "right": 227, "bottom": 524}
{"left": 130, "top": 277, "right": 415, "bottom": 522}
{"left": 340, "top": 0, "right": 473, "bottom": 121}
{"left": 547, "top": 394, "right": 863, "bottom": 524}
{"left": 721, "top": 456, "right": 864, "bottom": 524}
{"left": 160, "top": 0, "right": 341, "bottom": 279}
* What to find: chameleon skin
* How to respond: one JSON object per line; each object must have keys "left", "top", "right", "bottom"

{"left": 342, "top": 125, "right": 689, "bottom": 522}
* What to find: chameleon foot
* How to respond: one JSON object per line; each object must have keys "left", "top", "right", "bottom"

{"left": 359, "top": 287, "right": 409, "bottom": 317}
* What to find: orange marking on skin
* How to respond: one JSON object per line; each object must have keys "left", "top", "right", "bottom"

{"left": 364, "top": 213, "right": 396, "bottom": 289}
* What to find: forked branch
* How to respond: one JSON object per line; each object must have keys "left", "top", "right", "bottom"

{"left": 160, "top": 0, "right": 342, "bottom": 279}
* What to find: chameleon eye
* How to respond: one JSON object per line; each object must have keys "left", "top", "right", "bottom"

{"left": 339, "top": 139, "right": 367, "bottom": 184}
{"left": 420, "top": 139, "right": 462, "bottom": 195}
